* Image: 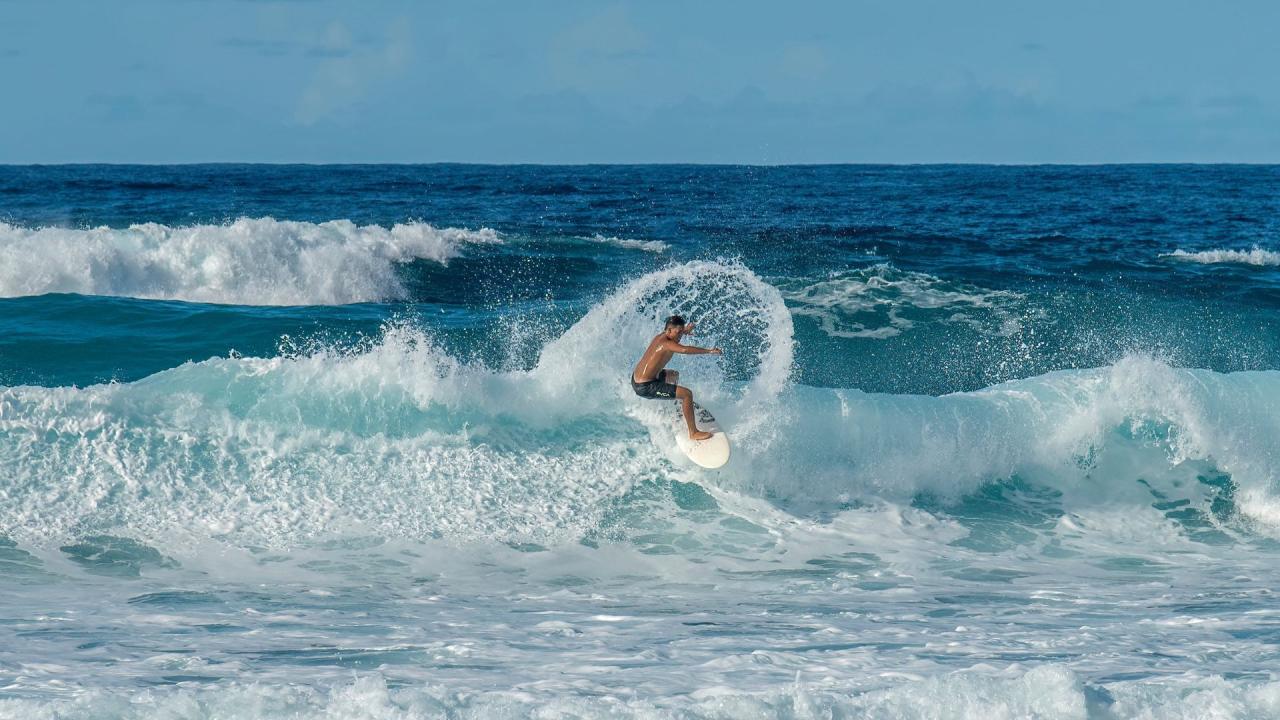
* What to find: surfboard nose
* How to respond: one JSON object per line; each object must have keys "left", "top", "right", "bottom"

{"left": 672, "top": 400, "right": 731, "bottom": 468}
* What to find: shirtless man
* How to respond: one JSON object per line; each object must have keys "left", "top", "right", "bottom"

{"left": 631, "top": 315, "right": 723, "bottom": 440}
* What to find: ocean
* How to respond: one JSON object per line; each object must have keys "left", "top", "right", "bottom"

{"left": 1, "top": 164, "right": 1279, "bottom": 718}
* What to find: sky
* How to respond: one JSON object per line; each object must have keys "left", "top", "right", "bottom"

{"left": 1, "top": 0, "right": 1278, "bottom": 164}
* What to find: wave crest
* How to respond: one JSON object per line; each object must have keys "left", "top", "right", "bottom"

{"left": 579, "top": 234, "right": 669, "bottom": 252}
{"left": 737, "top": 355, "right": 1280, "bottom": 535}
{"left": 1162, "top": 247, "right": 1280, "bottom": 266}
{"left": 0, "top": 218, "right": 499, "bottom": 305}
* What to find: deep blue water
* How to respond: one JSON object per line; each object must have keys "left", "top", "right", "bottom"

{"left": 2, "top": 165, "right": 1280, "bottom": 718}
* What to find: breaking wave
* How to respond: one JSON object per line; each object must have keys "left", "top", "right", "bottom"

{"left": 0, "top": 218, "right": 499, "bottom": 305}
{"left": 2, "top": 262, "right": 1278, "bottom": 553}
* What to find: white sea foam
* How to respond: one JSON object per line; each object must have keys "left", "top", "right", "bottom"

{"left": 578, "top": 234, "right": 670, "bottom": 252}
{"left": 0, "top": 261, "right": 792, "bottom": 547}
{"left": 737, "top": 354, "right": 1280, "bottom": 534}
{"left": 5, "top": 667, "right": 1280, "bottom": 719}
{"left": 0, "top": 326, "right": 660, "bottom": 546}
{"left": 0, "top": 218, "right": 500, "bottom": 305}
{"left": 535, "top": 260, "right": 794, "bottom": 442}
{"left": 1163, "top": 247, "right": 1280, "bottom": 266}
{"left": 779, "top": 264, "right": 1024, "bottom": 339}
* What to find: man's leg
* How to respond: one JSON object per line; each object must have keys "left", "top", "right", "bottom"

{"left": 675, "top": 386, "right": 713, "bottom": 441}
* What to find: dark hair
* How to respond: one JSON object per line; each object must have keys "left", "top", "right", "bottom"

{"left": 665, "top": 314, "right": 686, "bottom": 327}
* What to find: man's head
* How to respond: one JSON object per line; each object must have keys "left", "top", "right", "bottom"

{"left": 664, "top": 314, "right": 686, "bottom": 339}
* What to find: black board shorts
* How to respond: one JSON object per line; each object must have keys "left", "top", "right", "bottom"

{"left": 631, "top": 369, "right": 678, "bottom": 399}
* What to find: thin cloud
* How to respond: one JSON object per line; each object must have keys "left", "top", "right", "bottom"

{"left": 306, "top": 20, "right": 354, "bottom": 58}
{"left": 295, "top": 18, "right": 412, "bottom": 125}
{"left": 779, "top": 44, "right": 830, "bottom": 82}
{"left": 548, "top": 4, "right": 650, "bottom": 91}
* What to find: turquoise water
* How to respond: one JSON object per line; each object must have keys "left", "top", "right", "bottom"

{"left": 2, "top": 165, "right": 1280, "bottom": 718}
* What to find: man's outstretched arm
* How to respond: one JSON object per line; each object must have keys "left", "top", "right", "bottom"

{"left": 664, "top": 340, "right": 722, "bottom": 355}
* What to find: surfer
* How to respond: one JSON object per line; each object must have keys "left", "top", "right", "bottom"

{"left": 631, "top": 315, "right": 723, "bottom": 440}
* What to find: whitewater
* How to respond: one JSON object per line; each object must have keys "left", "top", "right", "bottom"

{"left": 3, "top": 164, "right": 1280, "bottom": 719}
{"left": 0, "top": 219, "right": 500, "bottom": 305}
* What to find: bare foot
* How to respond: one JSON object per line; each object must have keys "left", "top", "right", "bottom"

{"left": 689, "top": 430, "right": 713, "bottom": 441}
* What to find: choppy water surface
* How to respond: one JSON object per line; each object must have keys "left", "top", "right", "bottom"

{"left": 2, "top": 164, "right": 1280, "bottom": 719}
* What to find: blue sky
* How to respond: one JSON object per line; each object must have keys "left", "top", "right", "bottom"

{"left": 1, "top": 0, "right": 1277, "bottom": 163}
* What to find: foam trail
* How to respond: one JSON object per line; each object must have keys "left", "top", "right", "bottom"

{"left": 778, "top": 264, "right": 1023, "bottom": 339}
{"left": 1163, "top": 247, "right": 1280, "bottom": 266}
{"left": 579, "top": 234, "right": 670, "bottom": 252}
{"left": 0, "top": 218, "right": 499, "bottom": 305}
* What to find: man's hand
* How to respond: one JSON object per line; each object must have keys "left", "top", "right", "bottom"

{"left": 710, "top": 347, "right": 723, "bottom": 355}
{"left": 683, "top": 322, "right": 696, "bottom": 336}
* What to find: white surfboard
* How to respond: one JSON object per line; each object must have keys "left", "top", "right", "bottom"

{"left": 672, "top": 401, "right": 731, "bottom": 469}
